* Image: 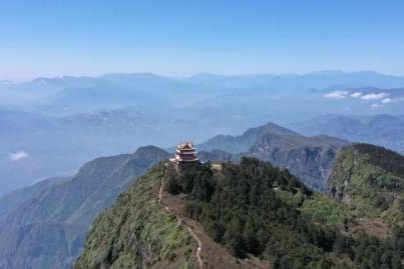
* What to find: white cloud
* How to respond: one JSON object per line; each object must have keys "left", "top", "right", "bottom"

{"left": 381, "top": 98, "right": 392, "bottom": 104}
{"left": 381, "top": 97, "right": 404, "bottom": 104}
{"left": 0, "top": 81, "right": 14, "bottom": 85}
{"left": 9, "top": 151, "right": 29, "bottom": 161}
{"left": 370, "top": 103, "right": 382, "bottom": 108}
{"left": 360, "top": 92, "right": 388, "bottom": 100}
{"left": 323, "top": 91, "right": 349, "bottom": 100}
{"left": 350, "top": 92, "right": 362, "bottom": 98}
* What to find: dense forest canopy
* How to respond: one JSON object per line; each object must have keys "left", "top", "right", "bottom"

{"left": 353, "top": 143, "right": 404, "bottom": 178}
{"left": 165, "top": 158, "right": 404, "bottom": 269}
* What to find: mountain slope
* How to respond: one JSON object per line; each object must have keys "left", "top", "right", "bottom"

{"left": 76, "top": 158, "right": 404, "bottom": 269}
{"left": 74, "top": 163, "right": 199, "bottom": 269}
{"left": 76, "top": 159, "right": 320, "bottom": 268}
{"left": 327, "top": 143, "right": 404, "bottom": 223}
{"left": 0, "top": 176, "right": 70, "bottom": 217}
{"left": 200, "top": 122, "right": 349, "bottom": 191}
{"left": 0, "top": 146, "right": 170, "bottom": 269}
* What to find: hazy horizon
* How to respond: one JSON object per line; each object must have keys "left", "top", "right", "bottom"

{"left": 3, "top": 69, "right": 404, "bottom": 83}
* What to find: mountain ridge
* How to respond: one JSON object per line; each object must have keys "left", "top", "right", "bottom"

{"left": 0, "top": 146, "right": 170, "bottom": 269}
{"left": 200, "top": 121, "right": 349, "bottom": 191}
{"left": 76, "top": 154, "right": 404, "bottom": 268}
{"left": 327, "top": 143, "right": 404, "bottom": 223}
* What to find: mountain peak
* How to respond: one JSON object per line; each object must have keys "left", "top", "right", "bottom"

{"left": 247, "top": 121, "right": 301, "bottom": 137}
{"left": 134, "top": 145, "right": 169, "bottom": 157}
{"left": 199, "top": 121, "right": 348, "bottom": 191}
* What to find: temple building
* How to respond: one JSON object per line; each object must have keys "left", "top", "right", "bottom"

{"left": 172, "top": 142, "right": 199, "bottom": 165}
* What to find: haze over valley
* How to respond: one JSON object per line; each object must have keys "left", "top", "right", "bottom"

{"left": 2, "top": 71, "right": 404, "bottom": 194}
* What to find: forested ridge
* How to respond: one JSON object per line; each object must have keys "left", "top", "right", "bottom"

{"left": 353, "top": 143, "right": 404, "bottom": 178}
{"left": 328, "top": 143, "right": 404, "bottom": 223}
{"left": 165, "top": 157, "right": 404, "bottom": 269}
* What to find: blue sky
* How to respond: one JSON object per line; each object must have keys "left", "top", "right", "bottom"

{"left": 1, "top": 0, "right": 404, "bottom": 80}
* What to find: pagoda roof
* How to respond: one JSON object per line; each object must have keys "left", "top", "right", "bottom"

{"left": 177, "top": 142, "right": 195, "bottom": 150}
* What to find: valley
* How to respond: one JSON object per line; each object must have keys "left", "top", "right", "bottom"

{"left": 2, "top": 72, "right": 404, "bottom": 195}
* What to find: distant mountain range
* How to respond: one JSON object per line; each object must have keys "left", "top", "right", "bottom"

{"left": 183, "top": 71, "right": 404, "bottom": 90}
{"left": 200, "top": 122, "right": 349, "bottom": 191}
{"left": 292, "top": 114, "right": 404, "bottom": 154}
{"left": 2, "top": 71, "right": 404, "bottom": 114}
{"left": 1, "top": 71, "right": 404, "bottom": 194}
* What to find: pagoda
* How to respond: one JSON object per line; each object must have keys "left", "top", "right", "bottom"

{"left": 173, "top": 142, "right": 199, "bottom": 165}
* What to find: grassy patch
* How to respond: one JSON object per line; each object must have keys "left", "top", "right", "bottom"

{"left": 75, "top": 164, "right": 198, "bottom": 269}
